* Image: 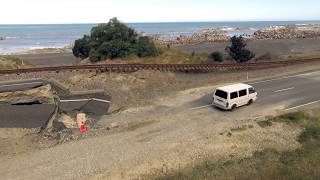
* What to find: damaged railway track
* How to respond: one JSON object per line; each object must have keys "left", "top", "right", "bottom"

{"left": 1, "top": 58, "right": 320, "bottom": 74}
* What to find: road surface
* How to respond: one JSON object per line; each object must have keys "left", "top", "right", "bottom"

{"left": 182, "top": 70, "right": 320, "bottom": 120}
{"left": 0, "top": 80, "right": 111, "bottom": 128}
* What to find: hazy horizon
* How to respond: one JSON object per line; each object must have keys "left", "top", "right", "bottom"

{"left": 0, "top": 0, "right": 320, "bottom": 24}
{"left": 1, "top": 20, "right": 320, "bottom": 25}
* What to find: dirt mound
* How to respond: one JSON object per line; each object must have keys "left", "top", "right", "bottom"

{"left": 0, "top": 84, "right": 55, "bottom": 104}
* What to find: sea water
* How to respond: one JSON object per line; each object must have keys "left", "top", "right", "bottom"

{"left": 1, "top": 21, "right": 320, "bottom": 54}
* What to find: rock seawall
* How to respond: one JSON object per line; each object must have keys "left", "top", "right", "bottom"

{"left": 253, "top": 25, "right": 320, "bottom": 40}
{"left": 153, "top": 25, "right": 320, "bottom": 45}
{"left": 153, "top": 29, "right": 229, "bottom": 45}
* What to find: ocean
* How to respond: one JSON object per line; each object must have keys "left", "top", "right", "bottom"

{"left": 1, "top": 21, "right": 320, "bottom": 54}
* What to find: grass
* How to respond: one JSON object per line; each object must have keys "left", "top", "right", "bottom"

{"left": 125, "top": 47, "right": 211, "bottom": 64}
{"left": 275, "top": 111, "right": 320, "bottom": 143}
{"left": 257, "top": 120, "right": 273, "bottom": 128}
{"left": 150, "top": 109, "right": 320, "bottom": 180}
{"left": 0, "top": 56, "right": 27, "bottom": 69}
{"left": 80, "top": 47, "right": 212, "bottom": 65}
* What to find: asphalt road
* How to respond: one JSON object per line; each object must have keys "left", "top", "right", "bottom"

{"left": 186, "top": 70, "right": 320, "bottom": 119}
{"left": 0, "top": 104, "right": 56, "bottom": 128}
{"left": 98, "top": 70, "right": 320, "bottom": 128}
{"left": 0, "top": 80, "right": 44, "bottom": 93}
{"left": 0, "top": 80, "right": 110, "bottom": 128}
{"left": 251, "top": 71, "right": 320, "bottom": 110}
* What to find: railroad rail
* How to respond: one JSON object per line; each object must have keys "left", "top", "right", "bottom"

{"left": 1, "top": 58, "right": 320, "bottom": 75}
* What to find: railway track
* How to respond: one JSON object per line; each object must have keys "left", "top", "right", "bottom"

{"left": 1, "top": 58, "right": 320, "bottom": 75}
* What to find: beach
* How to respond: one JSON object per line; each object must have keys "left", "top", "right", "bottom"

{"left": 3, "top": 37, "right": 318, "bottom": 68}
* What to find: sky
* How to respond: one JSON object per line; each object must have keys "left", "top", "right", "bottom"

{"left": 0, "top": 0, "right": 319, "bottom": 24}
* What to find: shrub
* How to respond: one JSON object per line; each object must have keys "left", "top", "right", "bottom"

{"left": 209, "top": 51, "right": 224, "bottom": 62}
{"left": 72, "top": 17, "right": 159, "bottom": 62}
{"left": 96, "top": 40, "right": 132, "bottom": 60}
{"left": 299, "top": 125, "right": 320, "bottom": 142}
{"left": 226, "top": 36, "right": 255, "bottom": 63}
{"left": 278, "top": 111, "right": 306, "bottom": 123}
{"left": 135, "top": 36, "right": 159, "bottom": 57}
{"left": 72, "top": 35, "right": 91, "bottom": 59}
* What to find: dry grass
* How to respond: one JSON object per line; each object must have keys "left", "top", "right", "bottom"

{"left": 0, "top": 56, "right": 28, "bottom": 69}
{"left": 80, "top": 47, "right": 211, "bottom": 65}
{"left": 151, "top": 108, "right": 320, "bottom": 180}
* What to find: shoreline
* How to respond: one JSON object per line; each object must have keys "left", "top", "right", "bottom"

{"left": 0, "top": 37, "right": 320, "bottom": 67}
{"left": 1, "top": 24, "right": 320, "bottom": 55}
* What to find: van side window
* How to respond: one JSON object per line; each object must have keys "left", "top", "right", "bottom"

{"left": 239, "top": 89, "right": 247, "bottom": 97}
{"left": 230, "top": 92, "right": 238, "bottom": 99}
{"left": 249, "top": 87, "right": 256, "bottom": 94}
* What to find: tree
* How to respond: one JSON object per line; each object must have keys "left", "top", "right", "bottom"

{"left": 226, "top": 36, "right": 255, "bottom": 63}
{"left": 72, "top": 17, "right": 159, "bottom": 62}
{"left": 135, "top": 36, "right": 159, "bottom": 57}
{"left": 72, "top": 35, "right": 91, "bottom": 59}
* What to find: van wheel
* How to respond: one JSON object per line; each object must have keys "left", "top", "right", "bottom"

{"left": 247, "top": 99, "right": 253, "bottom": 105}
{"left": 230, "top": 105, "right": 237, "bottom": 111}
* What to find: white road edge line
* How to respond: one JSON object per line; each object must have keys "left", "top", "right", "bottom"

{"left": 285, "top": 100, "right": 320, "bottom": 111}
{"left": 274, "top": 87, "right": 295, "bottom": 93}
{"left": 250, "top": 70, "right": 320, "bottom": 85}
{"left": 0, "top": 81, "right": 43, "bottom": 88}
{"left": 60, "top": 98, "right": 111, "bottom": 103}
{"left": 189, "top": 104, "right": 213, "bottom": 110}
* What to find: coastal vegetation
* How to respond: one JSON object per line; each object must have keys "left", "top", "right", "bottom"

{"left": 0, "top": 56, "right": 27, "bottom": 69}
{"left": 153, "top": 109, "right": 320, "bottom": 180}
{"left": 209, "top": 51, "right": 224, "bottom": 62}
{"left": 73, "top": 17, "right": 159, "bottom": 62}
{"left": 226, "top": 36, "right": 255, "bottom": 63}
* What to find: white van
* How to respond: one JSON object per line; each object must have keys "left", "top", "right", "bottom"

{"left": 213, "top": 83, "right": 257, "bottom": 110}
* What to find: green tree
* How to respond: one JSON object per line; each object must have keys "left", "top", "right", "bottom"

{"left": 72, "top": 35, "right": 91, "bottom": 59}
{"left": 226, "top": 36, "right": 255, "bottom": 63}
{"left": 72, "top": 17, "right": 159, "bottom": 62}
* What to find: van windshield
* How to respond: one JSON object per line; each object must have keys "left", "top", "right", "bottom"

{"left": 215, "top": 90, "right": 228, "bottom": 99}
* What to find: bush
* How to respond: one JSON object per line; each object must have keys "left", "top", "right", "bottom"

{"left": 96, "top": 40, "right": 131, "bottom": 59}
{"left": 278, "top": 111, "right": 307, "bottom": 123}
{"left": 73, "top": 35, "right": 91, "bottom": 59}
{"left": 135, "top": 36, "right": 159, "bottom": 57}
{"left": 209, "top": 51, "right": 224, "bottom": 62}
{"left": 72, "top": 17, "right": 159, "bottom": 62}
{"left": 226, "top": 36, "right": 255, "bottom": 63}
{"left": 299, "top": 125, "right": 320, "bottom": 142}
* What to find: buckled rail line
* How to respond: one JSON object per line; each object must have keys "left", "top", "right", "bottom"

{"left": 1, "top": 58, "right": 320, "bottom": 75}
